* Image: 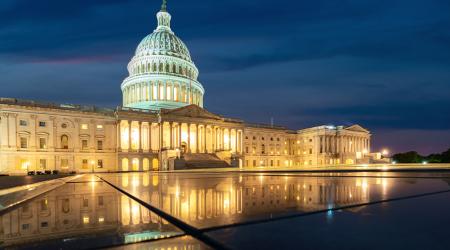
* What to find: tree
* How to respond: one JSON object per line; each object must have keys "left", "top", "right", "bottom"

{"left": 392, "top": 151, "right": 423, "bottom": 163}
{"left": 440, "top": 148, "right": 450, "bottom": 163}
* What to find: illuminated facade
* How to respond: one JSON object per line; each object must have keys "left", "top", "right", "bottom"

{"left": 0, "top": 2, "right": 379, "bottom": 174}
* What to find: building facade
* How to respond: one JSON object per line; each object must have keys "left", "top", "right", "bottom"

{"left": 0, "top": 2, "right": 380, "bottom": 175}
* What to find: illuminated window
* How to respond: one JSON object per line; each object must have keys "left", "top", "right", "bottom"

{"left": 83, "top": 216, "right": 90, "bottom": 224}
{"left": 82, "top": 159, "right": 88, "bottom": 169}
{"left": 97, "top": 140, "right": 103, "bottom": 150}
{"left": 40, "top": 199, "right": 48, "bottom": 211}
{"left": 61, "top": 159, "right": 69, "bottom": 169}
{"left": 82, "top": 140, "right": 88, "bottom": 150}
{"left": 96, "top": 124, "right": 103, "bottom": 130}
{"left": 153, "top": 84, "right": 158, "bottom": 99}
{"left": 97, "top": 160, "right": 103, "bottom": 169}
{"left": 83, "top": 198, "right": 89, "bottom": 208}
{"left": 20, "top": 137, "right": 28, "bottom": 149}
{"left": 98, "top": 196, "right": 104, "bottom": 206}
{"left": 174, "top": 86, "right": 179, "bottom": 101}
{"left": 167, "top": 85, "right": 172, "bottom": 100}
{"left": 39, "top": 159, "right": 47, "bottom": 169}
{"left": 98, "top": 217, "right": 105, "bottom": 223}
{"left": 39, "top": 138, "right": 47, "bottom": 149}
{"left": 61, "top": 135, "right": 69, "bottom": 149}
{"left": 81, "top": 124, "right": 88, "bottom": 130}
{"left": 159, "top": 84, "right": 164, "bottom": 100}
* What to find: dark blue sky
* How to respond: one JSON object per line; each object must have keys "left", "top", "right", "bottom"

{"left": 1, "top": 0, "right": 450, "bottom": 154}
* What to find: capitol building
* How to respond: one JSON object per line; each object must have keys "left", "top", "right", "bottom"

{"left": 0, "top": 2, "right": 382, "bottom": 175}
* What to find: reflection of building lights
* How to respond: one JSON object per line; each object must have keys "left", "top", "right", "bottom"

{"left": 83, "top": 216, "right": 90, "bottom": 224}
{"left": 422, "top": 161, "right": 428, "bottom": 165}
{"left": 224, "top": 199, "right": 230, "bottom": 209}
{"left": 392, "top": 161, "right": 397, "bottom": 165}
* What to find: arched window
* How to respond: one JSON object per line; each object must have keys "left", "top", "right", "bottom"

{"left": 61, "top": 135, "right": 69, "bottom": 149}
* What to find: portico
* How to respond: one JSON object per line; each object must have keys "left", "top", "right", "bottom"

{"left": 117, "top": 105, "right": 244, "bottom": 171}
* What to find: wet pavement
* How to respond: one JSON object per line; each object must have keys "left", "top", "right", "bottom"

{"left": 0, "top": 175, "right": 68, "bottom": 190}
{"left": 1, "top": 171, "right": 450, "bottom": 249}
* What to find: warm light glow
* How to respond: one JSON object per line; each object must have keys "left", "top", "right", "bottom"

{"left": 382, "top": 149, "right": 389, "bottom": 156}
{"left": 83, "top": 216, "right": 90, "bottom": 224}
{"left": 98, "top": 217, "right": 105, "bottom": 223}
{"left": 81, "top": 124, "right": 88, "bottom": 130}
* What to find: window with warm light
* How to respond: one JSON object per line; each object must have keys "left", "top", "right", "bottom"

{"left": 20, "top": 137, "right": 28, "bottom": 149}
{"left": 81, "top": 124, "right": 88, "bottom": 130}
{"left": 39, "top": 138, "right": 47, "bottom": 149}
{"left": 96, "top": 124, "right": 103, "bottom": 130}
{"left": 82, "top": 140, "right": 88, "bottom": 150}
{"left": 83, "top": 216, "right": 90, "bottom": 224}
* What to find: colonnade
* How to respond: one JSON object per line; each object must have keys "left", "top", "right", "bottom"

{"left": 118, "top": 120, "right": 243, "bottom": 154}
{"left": 123, "top": 81, "right": 203, "bottom": 107}
{"left": 319, "top": 135, "right": 370, "bottom": 154}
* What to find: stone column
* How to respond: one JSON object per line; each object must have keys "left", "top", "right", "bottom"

{"left": 138, "top": 121, "right": 142, "bottom": 152}
{"left": 118, "top": 121, "right": 122, "bottom": 152}
{"left": 187, "top": 123, "right": 191, "bottom": 153}
{"left": 178, "top": 123, "right": 182, "bottom": 148}
{"left": 196, "top": 124, "right": 200, "bottom": 153}
{"left": 128, "top": 120, "right": 132, "bottom": 151}
{"left": 228, "top": 129, "right": 232, "bottom": 151}
{"left": 203, "top": 125, "right": 207, "bottom": 153}
{"left": 169, "top": 122, "right": 174, "bottom": 149}
{"left": 148, "top": 122, "right": 152, "bottom": 152}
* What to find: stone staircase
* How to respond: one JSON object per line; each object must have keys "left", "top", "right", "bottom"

{"left": 183, "top": 153, "right": 232, "bottom": 169}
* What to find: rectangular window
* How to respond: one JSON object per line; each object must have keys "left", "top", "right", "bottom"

{"left": 20, "top": 137, "right": 28, "bottom": 149}
{"left": 39, "top": 138, "right": 47, "bottom": 149}
{"left": 97, "top": 140, "right": 103, "bottom": 150}
{"left": 41, "top": 222, "right": 49, "bottom": 228}
{"left": 98, "top": 196, "right": 104, "bottom": 206}
{"left": 82, "top": 140, "right": 88, "bottom": 150}
{"left": 97, "top": 160, "right": 103, "bottom": 169}
{"left": 153, "top": 85, "right": 158, "bottom": 100}
{"left": 96, "top": 124, "right": 103, "bottom": 130}
{"left": 159, "top": 85, "right": 164, "bottom": 100}
{"left": 166, "top": 86, "right": 172, "bottom": 100}
{"left": 309, "top": 148, "right": 313, "bottom": 154}
{"left": 253, "top": 160, "right": 256, "bottom": 167}
{"left": 39, "top": 121, "right": 46, "bottom": 127}
{"left": 81, "top": 124, "right": 88, "bottom": 130}
{"left": 61, "top": 159, "right": 69, "bottom": 169}
{"left": 39, "top": 159, "right": 47, "bottom": 169}
{"left": 19, "top": 120, "right": 27, "bottom": 126}
{"left": 41, "top": 199, "right": 48, "bottom": 211}
{"left": 22, "top": 224, "right": 30, "bottom": 231}
{"left": 82, "top": 159, "right": 88, "bottom": 169}
{"left": 83, "top": 198, "right": 89, "bottom": 208}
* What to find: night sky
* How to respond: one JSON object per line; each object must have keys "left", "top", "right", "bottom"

{"left": 1, "top": 0, "right": 450, "bottom": 154}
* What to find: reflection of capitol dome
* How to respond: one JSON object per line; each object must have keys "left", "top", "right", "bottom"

{"left": 121, "top": 2, "right": 204, "bottom": 110}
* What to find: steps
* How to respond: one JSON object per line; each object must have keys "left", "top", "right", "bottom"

{"left": 183, "top": 153, "right": 232, "bottom": 169}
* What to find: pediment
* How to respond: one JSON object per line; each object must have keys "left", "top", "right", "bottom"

{"left": 345, "top": 124, "right": 370, "bottom": 133}
{"left": 163, "top": 105, "right": 223, "bottom": 120}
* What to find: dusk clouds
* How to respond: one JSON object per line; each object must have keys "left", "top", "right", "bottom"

{"left": 1, "top": 0, "right": 450, "bottom": 154}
